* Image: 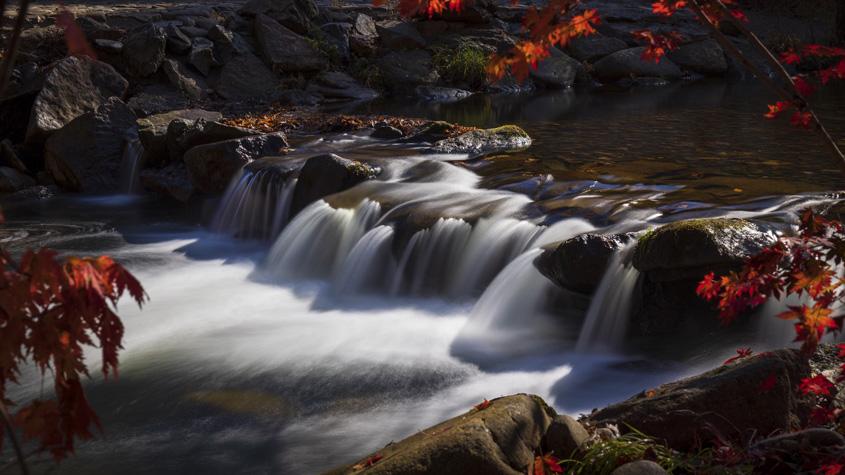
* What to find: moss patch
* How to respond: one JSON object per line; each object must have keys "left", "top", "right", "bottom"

{"left": 488, "top": 124, "right": 530, "bottom": 138}
{"left": 432, "top": 41, "right": 489, "bottom": 89}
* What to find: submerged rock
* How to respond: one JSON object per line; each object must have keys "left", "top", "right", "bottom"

{"left": 588, "top": 349, "right": 810, "bottom": 451}
{"left": 535, "top": 232, "right": 635, "bottom": 294}
{"left": 431, "top": 125, "right": 532, "bottom": 158}
{"left": 326, "top": 394, "right": 554, "bottom": 475}
{"left": 593, "top": 47, "right": 683, "bottom": 82}
{"left": 184, "top": 132, "right": 288, "bottom": 193}
{"left": 290, "top": 153, "right": 380, "bottom": 216}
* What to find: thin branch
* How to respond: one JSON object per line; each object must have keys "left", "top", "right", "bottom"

{"left": 0, "top": 0, "right": 31, "bottom": 97}
{"left": 0, "top": 401, "right": 29, "bottom": 475}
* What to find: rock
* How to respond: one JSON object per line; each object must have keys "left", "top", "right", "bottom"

{"left": 668, "top": 39, "right": 727, "bottom": 76}
{"left": 25, "top": 56, "right": 129, "bottom": 149}
{"left": 306, "top": 71, "right": 378, "bottom": 102}
{"left": 0, "top": 167, "right": 36, "bottom": 193}
{"left": 94, "top": 39, "right": 124, "bottom": 54}
{"left": 349, "top": 13, "right": 379, "bottom": 56}
{"left": 254, "top": 14, "right": 326, "bottom": 74}
{"left": 530, "top": 48, "right": 580, "bottom": 89}
{"left": 371, "top": 122, "right": 404, "bottom": 139}
{"left": 0, "top": 140, "right": 27, "bottom": 173}
{"left": 188, "top": 38, "right": 220, "bottom": 76}
{"left": 322, "top": 22, "right": 352, "bottom": 61}
{"left": 183, "top": 132, "right": 288, "bottom": 193}
{"left": 44, "top": 98, "right": 138, "bottom": 192}
{"left": 535, "top": 233, "right": 635, "bottom": 294}
{"left": 432, "top": 125, "right": 532, "bottom": 158}
{"left": 165, "top": 23, "right": 192, "bottom": 54}
{"left": 326, "top": 394, "right": 554, "bottom": 475}
{"left": 589, "top": 349, "right": 811, "bottom": 451}
{"left": 290, "top": 153, "right": 380, "bottom": 215}
{"left": 542, "top": 415, "right": 589, "bottom": 458}
{"left": 137, "top": 109, "right": 223, "bottom": 167}
{"left": 415, "top": 86, "right": 472, "bottom": 103}
{"left": 77, "top": 16, "right": 124, "bottom": 42}
{"left": 213, "top": 52, "right": 281, "bottom": 101}
{"left": 122, "top": 24, "right": 166, "bottom": 77}
{"left": 240, "top": 0, "right": 319, "bottom": 35}
{"left": 127, "top": 84, "right": 189, "bottom": 117}
{"left": 180, "top": 26, "right": 208, "bottom": 38}
{"left": 405, "top": 120, "right": 458, "bottom": 143}
{"left": 376, "top": 20, "right": 426, "bottom": 50}
{"left": 593, "top": 47, "right": 683, "bottom": 82}
{"left": 750, "top": 428, "right": 845, "bottom": 472}
{"left": 162, "top": 59, "right": 206, "bottom": 101}
{"left": 140, "top": 162, "right": 194, "bottom": 202}
{"left": 633, "top": 218, "right": 777, "bottom": 281}
{"left": 610, "top": 461, "right": 668, "bottom": 475}
{"left": 566, "top": 35, "right": 628, "bottom": 62}
{"left": 377, "top": 50, "right": 439, "bottom": 92}
{"left": 166, "top": 118, "right": 262, "bottom": 163}
{"left": 7, "top": 185, "right": 56, "bottom": 201}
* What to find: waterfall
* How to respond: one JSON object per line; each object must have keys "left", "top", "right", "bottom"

{"left": 334, "top": 225, "right": 396, "bottom": 295}
{"left": 213, "top": 169, "right": 297, "bottom": 241}
{"left": 119, "top": 137, "right": 144, "bottom": 194}
{"left": 392, "top": 218, "right": 473, "bottom": 296}
{"left": 575, "top": 243, "right": 640, "bottom": 353}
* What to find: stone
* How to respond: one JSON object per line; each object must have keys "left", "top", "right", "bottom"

{"left": 415, "top": 86, "right": 472, "bottom": 103}
{"left": 593, "top": 47, "right": 683, "bottom": 82}
{"left": 166, "top": 118, "right": 262, "bottom": 163}
{"left": 432, "top": 125, "right": 532, "bottom": 158}
{"left": 44, "top": 98, "right": 138, "bottom": 193}
{"left": 566, "top": 35, "right": 628, "bottom": 62}
{"left": 0, "top": 140, "right": 27, "bottom": 173}
{"left": 188, "top": 38, "right": 220, "bottom": 76}
{"left": 321, "top": 22, "right": 352, "bottom": 61}
{"left": 610, "top": 461, "right": 669, "bottom": 475}
{"left": 377, "top": 50, "right": 439, "bottom": 92}
{"left": 25, "top": 56, "right": 129, "bottom": 149}
{"left": 240, "top": 0, "right": 319, "bottom": 35}
{"left": 127, "top": 84, "right": 189, "bottom": 117}
{"left": 530, "top": 48, "right": 580, "bottom": 89}
{"left": 77, "top": 16, "right": 124, "bottom": 41}
{"left": 589, "top": 349, "right": 811, "bottom": 451}
{"left": 535, "top": 232, "right": 635, "bottom": 294}
{"left": 371, "top": 122, "right": 404, "bottom": 139}
{"left": 325, "top": 394, "right": 555, "bottom": 475}
{"left": 122, "top": 24, "right": 166, "bottom": 77}
{"left": 290, "top": 153, "right": 380, "bottom": 216}
{"left": 140, "top": 162, "right": 194, "bottom": 202}
{"left": 94, "top": 39, "right": 124, "bottom": 54}
{"left": 349, "top": 13, "right": 379, "bottom": 56}
{"left": 668, "top": 39, "right": 728, "bottom": 76}
{"left": 0, "top": 167, "right": 36, "bottom": 193}
{"left": 376, "top": 20, "right": 426, "bottom": 50}
{"left": 183, "top": 132, "right": 288, "bottom": 193}
{"left": 254, "top": 14, "right": 326, "bottom": 74}
{"left": 165, "top": 23, "right": 192, "bottom": 54}
{"left": 162, "top": 59, "right": 206, "bottom": 101}
{"left": 749, "top": 428, "right": 845, "bottom": 472}
{"left": 542, "top": 415, "right": 590, "bottom": 458}
{"left": 213, "top": 52, "right": 281, "bottom": 101}
{"left": 306, "top": 71, "right": 378, "bottom": 102}
{"left": 180, "top": 26, "right": 208, "bottom": 38}
{"left": 137, "top": 109, "right": 223, "bottom": 167}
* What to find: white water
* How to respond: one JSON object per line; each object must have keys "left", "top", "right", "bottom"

{"left": 213, "top": 169, "right": 297, "bottom": 241}
{"left": 119, "top": 137, "right": 144, "bottom": 194}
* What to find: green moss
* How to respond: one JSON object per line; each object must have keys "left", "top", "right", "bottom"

{"left": 432, "top": 41, "right": 489, "bottom": 89}
{"left": 637, "top": 218, "right": 748, "bottom": 246}
{"left": 349, "top": 57, "right": 384, "bottom": 90}
{"left": 488, "top": 124, "right": 529, "bottom": 138}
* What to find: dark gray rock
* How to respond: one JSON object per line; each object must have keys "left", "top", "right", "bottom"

{"left": 137, "top": 109, "right": 222, "bottom": 166}
{"left": 349, "top": 13, "right": 379, "bottom": 56}
{"left": 165, "top": 23, "right": 192, "bottom": 54}
{"left": 432, "top": 125, "right": 532, "bottom": 158}
{"left": 183, "top": 132, "right": 288, "bottom": 193}
{"left": 162, "top": 59, "right": 206, "bottom": 101}
{"left": 77, "top": 16, "right": 124, "bottom": 42}
{"left": 377, "top": 50, "right": 439, "bottom": 92}
{"left": 668, "top": 39, "right": 727, "bottom": 76}
{"left": 306, "top": 71, "right": 378, "bottom": 102}
{"left": 321, "top": 22, "right": 352, "bottom": 61}
{"left": 0, "top": 140, "right": 27, "bottom": 173}
{"left": 291, "top": 153, "right": 380, "bottom": 215}
{"left": 376, "top": 20, "right": 426, "bottom": 50}
{"left": 535, "top": 232, "right": 635, "bottom": 294}
{"left": 610, "top": 461, "right": 668, "bottom": 475}
{"left": 127, "top": 84, "right": 189, "bottom": 118}
{"left": 0, "top": 167, "right": 35, "bottom": 193}
{"left": 94, "top": 39, "right": 124, "bottom": 54}
{"left": 371, "top": 122, "right": 404, "bottom": 139}
{"left": 542, "top": 415, "right": 589, "bottom": 458}
{"left": 180, "top": 26, "right": 208, "bottom": 38}
{"left": 213, "top": 52, "right": 280, "bottom": 101}
{"left": 530, "top": 48, "right": 580, "bottom": 89}
{"left": 44, "top": 98, "right": 138, "bottom": 192}
{"left": 415, "top": 86, "right": 472, "bottom": 103}
{"left": 122, "top": 24, "right": 166, "bottom": 77}
{"left": 240, "top": 0, "right": 319, "bottom": 35}
{"left": 25, "top": 56, "right": 128, "bottom": 149}
{"left": 166, "top": 118, "right": 262, "bottom": 163}
{"left": 140, "top": 162, "right": 194, "bottom": 202}
{"left": 254, "top": 14, "right": 326, "bottom": 73}
{"left": 566, "top": 35, "right": 628, "bottom": 62}
{"left": 593, "top": 47, "right": 683, "bottom": 82}
{"left": 188, "top": 38, "right": 220, "bottom": 76}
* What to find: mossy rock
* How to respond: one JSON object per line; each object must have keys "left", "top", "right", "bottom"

{"left": 431, "top": 125, "right": 532, "bottom": 158}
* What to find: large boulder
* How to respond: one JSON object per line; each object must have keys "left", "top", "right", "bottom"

{"left": 431, "top": 125, "right": 532, "bottom": 158}
{"left": 240, "top": 0, "right": 319, "bottom": 35}
{"left": 306, "top": 71, "right": 378, "bottom": 102}
{"left": 377, "top": 50, "right": 439, "bottom": 92}
{"left": 321, "top": 22, "right": 352, "bottom": 61}
{"left": 44, "top": 98, "right": 138, "bottom": 192}
{"left": 166, "top": 118, "right": 262, "bottom": 163}
{"left": 592, "top": 47, "right": 683, "bottom": 82}
{"left": 566, "top": 35, "right": 628, "bottom": 62}
{"left": 535, "top": 232, "right": 635, "bottom": 294}
{"left": 290, "top": 153, "right": 380, "bottom": 215}
{"left": 530, "top": 48, "right": 580, "bottom": 89}
{"left": 254, "top": 14, "right": 326, "bottom": 73}
{"left": 122, "top": 24, "right": 166, "bottom": 77}
{"left": 589, "top": 349, "right": 810, "bottom": 451}
{"left": 668, "top": 39, "right": 727, "bottom": 76}
{"left": 213, "top": 52, "right": 281, "bottom": 101}
{"left": 376, "top": 20, "right": 426, "bottom": 50}
{"left": 183, "top": 132, "right": 288, "bottom": 193}
{"left": 137, "top": 109, "right": 222, "bottom": 166}
{"left": 25, "top": 56, "right": 128, "bottom": 149}
{"left": 542, "top": 414, "right": 590, "bottom": 458}
{"left": 326, "top": 394, "right": 555, "bottom": 475}
{"left": 349, "top": 13, "right": 379, "bottom": 56}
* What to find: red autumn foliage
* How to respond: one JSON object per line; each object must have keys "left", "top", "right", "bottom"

{"left": 474, "top": 399, "right": 491, "bottom": 411}
{"left": 800, "top": 374, "right": 836, "bottom": 396}
{"left": 722, "top": 348, "right": 753, "bottom": 365}
{"left": 0, "top": 211, "right": 146, "bottom": 462}
{"left": 534, "top": 453, "right": 564, "bottom": 475}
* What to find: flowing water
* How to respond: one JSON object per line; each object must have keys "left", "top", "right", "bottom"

{"left": 3, "top": 83, "right": 845, "bottom": 474}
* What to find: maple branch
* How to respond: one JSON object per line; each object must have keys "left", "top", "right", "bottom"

{"left": 0, "top": 0, "right": 30, "bottom": 97}
{"left": 0, "top": 401, "right": 29, "bottom": 475}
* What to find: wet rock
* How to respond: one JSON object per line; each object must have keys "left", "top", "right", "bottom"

{"left": 306, "top": 71, "right": 378, "bottom": 102}
{"left": 188, "top": 38, "right": 220, "bottom": 76}
{"left": 542, "top": 415, "right": 589, "bottom": 458}
{"left": 566, "top": 35, "right": 628, "bottom": 62}
{"left": 415, "top": 86, "right": 472, "bottom": 103}
{"left": 371, "top": 122, "right": 404, "bottom": 139}
{"left": 291, "top": 153, "right": 380, "bottom": 215}
{"left": 326, "top": 394, "right": 554, "bottom": 475}
{"left": 137, "top": 109, "right": 222, "bottom": 167}
{"left": 183, "top": 132, "right": 288, "bottom": 193}
{"left": 610, "top": 461, "right": 668, "bottom": 475}
{"left": 405, "top": 120, "right": 457, "bottom": 143}
{"left": 0, "top": 167, "right": 36, "bottom": 193}
{"left": 165, "top": 23, "right": 192, "bottom": 54}
{"left": 166, "top": 118, "right": 261, "bottom": 163}
{"left": 535, "top": 232, "right": 635, "bottom": 294}
{"left": 213, "top": 52, "right": 281, "bottom": 101}
{"left": 589, "top": 349, "right": 810, "bottom": 451}
{"left": 431, "top": 125, "right": 532, "bottom": 158}
{"left": 240, "top": 0, "right": 319, "bottom": 35}
{"left": 668, "top": 39, "right": 727, "bottom": 76}
{"left": 255, "top": 14, "right": 326, "bottom": 73}
{"left": 25, "top": 56, "right": 128, "bottom": 149}
{"left": 44, "top": 98, "right": 138, "bottom": 193}
{"left": 140, "top": 162, "right": 194, "bottom": 202}
{"left": 593, "top": 47, "right": 683, "bottom": 82}
{"left": 122, "top": 24, "right": 166, "bottom": 77}
{"left": 349, "top": 13, "right": 379, "bottom": 56}
{"left": 376, "top": 20, "right": 426, "bottom": 50}
{"left": 377, "top": 50, "right": 439, "bottom": 92}
{"left": 530, "top": 48, "right": 580, "bottom": 89}
{"left": 162, "top": 59, "right": 206, "bottom": 101}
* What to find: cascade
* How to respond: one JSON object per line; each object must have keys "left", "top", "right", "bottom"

{"left": 119, "top": 137, "right": 144, "bottom": 194}
{"left": 213, "top": 169, "right": 297, "bottom": 241}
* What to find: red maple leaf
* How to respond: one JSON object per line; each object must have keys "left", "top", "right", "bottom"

{"left": 800, "top": 375, "right": 835, "bottom": 396}
{"left": 790, "top": 111, "right": 813, "bottom": 129}
{"left": 723, "top": 348, "right": 753, "bottom": 365}
{"left": 818, "top": 463, "right": 845, "bottom": 475}
{"left": 793, "top": 76, "right": 817, "bottom": 97}
{"left": 474, "top": 399, "right": 492, "bottom": 411}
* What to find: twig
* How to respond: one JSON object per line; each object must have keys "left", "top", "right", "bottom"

{"left": 0, "top": 401, "right": 29, "bottom": 475}
{"left": 0, "top": 0, "right": 31, "bottom": 97}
